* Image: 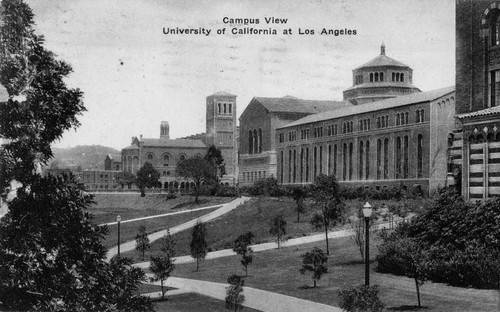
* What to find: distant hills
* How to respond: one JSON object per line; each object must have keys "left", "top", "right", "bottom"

{"left": 48, "top": 145, "right": 120, "bottom": 171}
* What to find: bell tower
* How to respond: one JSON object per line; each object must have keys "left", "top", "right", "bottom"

{"left": 160, "top": 121, "right": 169, "bottom": 139}
{"left": 206, "top": 91, "right": 237, "bottom": 178}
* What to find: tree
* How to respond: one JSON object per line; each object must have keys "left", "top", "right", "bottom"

{"left": 348, "top": 211, "right": 378, "bottom": 261}
{"left": 310, "top": 174, "right": 345, "bottom": 255}
{"left": 338, "top": 285, "right": 384, "bottom": 312}
{"left": 269, "top": 213, "right": 287, "bottom": 249}
{"left": 225, "top": 274, "right": 245, "bottom": 312}
{"left": 289, "top": 186, "right": 308, "bottom": 222}
{"left": 190, "top": 220, "right": 208, "bottom": 271}
{"left": 116, "top": 171, "right": 136, "bottom": 189}
{"left": 233, "top": 232, "right": 254, "bottom": 276}
{"left": 176, "top": 156, "right": 213, "bottom": 202}
{"left": 378, "top": 237, "right": 430, "bottom": 308}
{"left": 136, "top": 162, "right": 160, "bottom": 197}
{"left": 160, "top": 229, "right": 176, "bottom": 258}
{"left": 149, "top": 255, "right": 175, "bottom": 300}
{"left": 299, "top": 247, "right": 328, "bottom": 288}
{"left": 0, "top": 1, "right": 152, "bottom": 310}
{"left": 204, "top": 144, "right": 225, "bottom": 184}
{"left": 135, "top": 225, "right": 150, "bottom": 260}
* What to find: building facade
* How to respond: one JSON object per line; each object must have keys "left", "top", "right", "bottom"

{"left": 274, "top": 47, "right": 456, "bottom": 195}
{"left": 276, "top": 88, "right": 455, "bottom": 194}
{"left": 238, "top": 96, "right": 350, "bottom": 186}
{"left": 206, "top": 92, "right": 238, "bottom": 183}
{"left": 454, "top": 0, "right": 500, "bottom": 199}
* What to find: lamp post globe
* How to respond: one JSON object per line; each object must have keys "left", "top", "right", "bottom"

{"left": 362, "top": 202, "right": 372, "bottom": 286}
{"left": 117, "top": 215, "right": 121, "bottom": 256}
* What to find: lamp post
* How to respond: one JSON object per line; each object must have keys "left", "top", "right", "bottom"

{"left": 362, "top": 202, "right": 373, "bottom": 286}
{"left": 117, "top": 215, "right": 121, "bottom": 257}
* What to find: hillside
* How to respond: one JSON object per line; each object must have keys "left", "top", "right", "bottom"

{"left": 48, "top": 145, "right": 120, "bottom": 170}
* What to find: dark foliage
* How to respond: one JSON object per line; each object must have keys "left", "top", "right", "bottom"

{"left": 299, "top": 247, "right": 328, "bottom": 288}
{"left": 338, "top": 284, "right": 384, "bottom": 312}
{"left": 190, "top": 221, "right": 208, "bottom": 271}
{"left": 136, "top": 162, "right": 160, "bottom": 197}
{"left": 233, "top": 232, "right": 254, "bottom": 276}
{"left": 377, "top": 187, "right": 500, "bottom": 289}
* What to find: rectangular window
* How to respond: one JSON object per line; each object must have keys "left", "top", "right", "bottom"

{"left": 491, "top": 70, "right": 500, "bottom": 107}
{"left": 377, "top": 139, "right": 382, "bottom": 180}
{"left": 417, "top": 135, "right": 423, "bottom": 178}
{"left": 365, "top": 140, "right": 370, "bottom": 180}
{"left": 333, "top": 144, "right": 337, "bottom": 177}
{"left": 384, "top": 138, "right": 389, "bottom": 179}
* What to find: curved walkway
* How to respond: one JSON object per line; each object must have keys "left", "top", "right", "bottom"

{"left": 134, "top": 221, "right": 395, "bottom": 268}
{"left": 144, "top": 276, "right": 342, "bottom": 312}
{"left": 106, "top": 196, "right": 250, "bottom": 261}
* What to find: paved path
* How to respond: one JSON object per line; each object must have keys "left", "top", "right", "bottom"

{"left": 134, "top": 221, "right": 395, "bottom": 268}
{"left": 106, "top": 196, "right": 250, "bottom": 261}
{"left": 144, "top": 275, "right": 342, "bottom": 312}
{"left": 100, "top": 204, "right": 223, "bottom": 226}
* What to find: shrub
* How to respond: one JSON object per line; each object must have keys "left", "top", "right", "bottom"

{"left": 338, "top": 284, "right": 384, "bottom": 312}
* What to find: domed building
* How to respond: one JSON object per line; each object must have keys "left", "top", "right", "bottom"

{"left": 343, "top": 44, "right": 421, "bottom": 105}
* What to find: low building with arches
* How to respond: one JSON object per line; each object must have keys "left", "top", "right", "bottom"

{"left": 121, "top": 131, "right": 207, "bottom": 190}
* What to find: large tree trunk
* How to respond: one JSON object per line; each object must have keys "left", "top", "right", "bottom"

{"left": 415, "top": 277, "right": 421, "bottom": 307}
{"left": 324, "top": 223, "right": 329, "bottom": 255}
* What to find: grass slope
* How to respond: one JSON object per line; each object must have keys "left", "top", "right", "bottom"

{"left": 171, "top": 236, "right": 498, "bottom": 312}
{"left": 153, "top": 293, "right": 262, "bottom": 312}
{"left": 122, "top": 197, "right": 426, "bottom": 262}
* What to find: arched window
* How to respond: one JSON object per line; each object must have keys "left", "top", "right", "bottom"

{"left": 163, "top": 154, "right": 170, "bottom": 166}
{"left": 258, "top": 129, "right": 263, "bottom": 153}
{"left": 228, "top": 104, "right": 232, "bottom": 114}
{"left": 223, "top": 103, "right": 227, "bottom": 114}
{"left": 248, "top": 130, "right": 253, "bottom": 154}
{"left": 396, "top": 137, "right": 402, "bottom": 178}
{"left": 359, "top": 141, "right": 364, "bottom": 180}
{"left": 401, "top": 73, "right": 405, "bottom": 82}
{"left": 370, "top": 73, "right": 374, "bottom": 82}
{"left": 377, "top": 139, "right": 382, "bottom": 179}
{"left": 380, "top": 72, "right": 384, "bottom": 81}
{"left": 218, "top": 103, "right": 222, "bottom": 114}
{"left": 384, "top": 138, "right": 389, "bottom": 179}
{"left": 147, "top": 153, "right": 154, "bottom": 163}
{"left": 396, "top": 72, "right": 400, "bottom": 82}
{"left": 179, "top": 154, "right": 186, "bottom": 161}
{"left": 403, "top": 135, "right": 409, "bottom": 178}
{"left": 253, "top": 129, "right": 258, "bottom": 154}
{"left": 392, "top": 72, "right": 395, "bottom": 81}
{"left": 374, "top": 72, "right": 379, "bottom": 82}
{"left": 365, "top": 140, "right": 370, "bottom": 180}
{"left": 417, "top": 134, "right": 423, "bottom": 178}
{"left": 491, "top": 9, "right": 500, "bottom": 46}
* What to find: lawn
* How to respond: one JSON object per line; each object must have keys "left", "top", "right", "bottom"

{"left": 121, "top": 196, "right": 427, "bottom": 261}
{"left": 170, "top": 236, "right": 498, "bottom": 312}
{"left": 101, "top": 207, "right": 219, "bottom": 249}
{"left": 152, "top": 293, "right": 263, "bottom": 312}
{"left": 87, "top": 193, "right": 236, "bottom": 248}
{"left": 88, "top": 193, "right": 235, "bottom": 225}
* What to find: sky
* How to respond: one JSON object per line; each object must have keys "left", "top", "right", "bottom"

{"left": 24, "top": 0, "right": 455, "bottom": 151}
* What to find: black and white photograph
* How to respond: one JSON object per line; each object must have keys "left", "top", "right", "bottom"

{"left": 0, "top": 0, "right": 499, "bottom": 311}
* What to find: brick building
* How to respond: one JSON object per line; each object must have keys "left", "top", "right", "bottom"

{"left": 275, "top": 47, "right": 456, "bottom": 195}
{"left": 238, "top": 96, "right": 350, "bottom": 186}
{"left": 454, "top": 0, "right": 500, "bottom": 199}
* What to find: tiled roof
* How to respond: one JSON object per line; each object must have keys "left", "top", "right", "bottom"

{"left": 282, "top": 86, "right": 455, "bottom": 128}
{"left": 344, "top": 81, "right": 420, "bottom": 92}
{"left": 208, "top": 91, "right": 236, "bottom": 97}
{"left": 141, "top": 138, "right": 206, "bottom": 148}
{"left": 355, "top": 54, "right": 409, "bottom": 70}
{"left": 251, "top": 97, "right": 352, "bottom": 114}
{"left": 122, "top": 145, "right": 139, "bottom": 150}
{"left": 457, "top": 106, "right": 500, "bottom": 119}
{"left": 0, "top": 84, "right": 8, "bottom": 102}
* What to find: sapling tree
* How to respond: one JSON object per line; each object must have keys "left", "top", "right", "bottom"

{"left": 310, "top": 174, "right": 345, "bottom": 255}
{"left": 299, "top": 247, "right": 328, "bottom": 288}
{"left": 225, "top": 274, "right": 245, "bottom": 312}
{"left": 233, "top": 232, "right": 254, "bottom": 276}
{"left": 269, "top": 213, "right": 287, "bottom": 249}
{"left": 190, "top": 220, "right": 208, "bottom": 271}
{"left": 149, "top": 255, "right": 175, "bottom": 300}
{"left": 135, "top": 225, "right": 150, "bottom": 260}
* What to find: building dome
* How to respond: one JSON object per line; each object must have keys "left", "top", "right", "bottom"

{"left": 343, "top": 44, "right": 421, "bottom": 105}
